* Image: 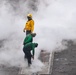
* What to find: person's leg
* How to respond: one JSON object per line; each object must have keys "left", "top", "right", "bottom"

{"left": 27, "top": 51, "right": 32, "bottom": 67}
{"left": 23, "top": 47, "right": 27, "bottom": 59}
{"left": 26, "top": 30, "right": 31, "bottom": 35}
{"left": 24, "top": 52, "right": 28, "bottom": 59}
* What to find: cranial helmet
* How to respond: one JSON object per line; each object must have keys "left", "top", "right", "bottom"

{"left": 27, "top": 14, "right": 32, "bottom": 18}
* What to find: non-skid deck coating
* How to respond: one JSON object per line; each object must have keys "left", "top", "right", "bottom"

{"left": 51, "top": 40, "right": 76, "bottom": 75}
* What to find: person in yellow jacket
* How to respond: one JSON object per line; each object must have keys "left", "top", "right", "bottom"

{"left": 23, "top": 14, "right": 34, "bottom": 35}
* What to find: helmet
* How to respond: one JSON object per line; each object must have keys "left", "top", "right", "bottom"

{"left": 27, "top": 14, "right": 32, "bottom": 18}
{"left": 31, "top": 33, "right": 36, "bottom": 37}
{"left": 34, "top": 43, "right": 38, "bottom": 47}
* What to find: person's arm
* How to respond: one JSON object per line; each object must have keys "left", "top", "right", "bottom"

{"left": 23, "top": 25, "right": 26, "bottom": 32}
{"left": 23, "top": 37, "right": 27, "bottom": 45}
{"left": 32, "top": 43, "right": 35, "bottom": 56}
{"left": 30, "top": 20, "right": 34, "bottom": 33}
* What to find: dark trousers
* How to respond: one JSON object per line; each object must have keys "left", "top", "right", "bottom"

{"left": 23, "top": 47, "right": 32, "bottom": 64}
{"left": 26, "top": 30, "right": 31, "bottom": 35}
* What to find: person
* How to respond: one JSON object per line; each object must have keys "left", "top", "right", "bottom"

{"left": 23, "top": 33, "right": 36, "bottom": 45}
{"left": 23, "top": 14, "right": 34, "bottom": 35}
{"left": 23, "top": 33, "right": 36, "bottom": 59}
{"left": 23, "top": 42, "right": 38, "bottom": 67}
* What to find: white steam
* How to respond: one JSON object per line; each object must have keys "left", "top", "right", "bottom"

{"left": 0, "top": 0, "right": 76, "bottom": 73}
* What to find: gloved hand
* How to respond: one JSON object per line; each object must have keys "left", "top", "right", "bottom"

{"left": 23, "top": 29, "right": 25, "bottom": 32}
{"left": 31, "top": 55, "right": 34, "bottom": 59}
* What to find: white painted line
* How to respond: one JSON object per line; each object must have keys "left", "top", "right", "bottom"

{"left": 48, "top": 51, "right": 54, "bottom": 74}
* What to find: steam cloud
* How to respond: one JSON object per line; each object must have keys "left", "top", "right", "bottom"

{"left": 0, "top": 0, "right": 76, "bottom": 73}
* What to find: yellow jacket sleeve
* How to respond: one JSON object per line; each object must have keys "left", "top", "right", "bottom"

{"left": 30, "top": 20, "right": 34, "bottom": 32}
